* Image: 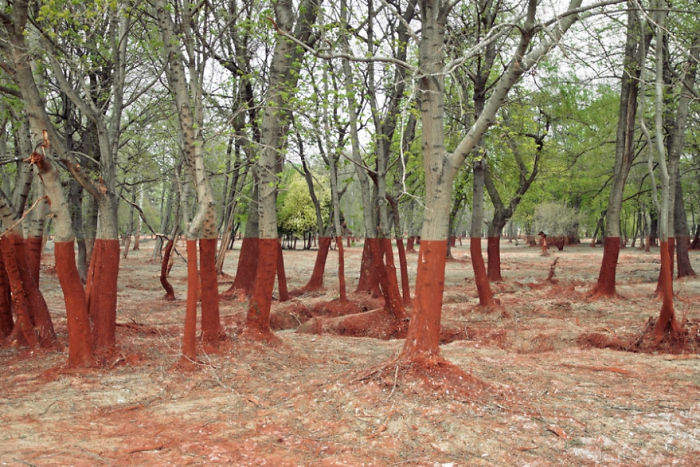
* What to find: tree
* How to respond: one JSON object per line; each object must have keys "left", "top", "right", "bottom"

{"left": 244, "top": 0, "right": 320, "bottom": 341}
{"left": 401, "top": 0, "right": 587, "bottom": 364}
{"left": 590, "top": 0, "right": 650, "bottom": 299}
{"left": 155, "top": 0, "right": 224, "bottom": 360}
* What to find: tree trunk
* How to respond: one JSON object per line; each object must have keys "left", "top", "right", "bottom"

{"left": 276, "top": 240, "right": 289, "bottom": 301}
{"left": 671, "top": 35, "right": 698, "bottom": 278}
{"left": 592, "top": 3, "right": 648, "bottom": 298}
{"left": 0, "top": 252, "right": 13, "bottom": 339}
{"left": 160, "top": 235, "right": 176, "bottom": 301}
{"left": 30, "top": 148, "right": 93, "bottom": 366}
{"left": 133, "top": 188, "right": 143, "bottom": 250}
{"left": 67, "top": 179, "right": 87, "bottom": 281}
{"left": 152, "top": 184, "right": 173, "bottom": 262}
{"left": 400, "top": 2, "right": 450, "bottom": 359}
{"left": 156, "top": 0, "right": 223, "bottom": 353}
{"left": 224, "top": 180, "right": 258, "bottom": 296}
{"left": 650, "top": 7, "right": 680, "bottom": 341}
{"left": 470, "top": 160, "right": 496, "bottom": 307}
{"left": 244, "top": 0, "right": 319, "bottom": 340}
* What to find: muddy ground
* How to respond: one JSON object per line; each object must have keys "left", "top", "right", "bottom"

{"left": 1, "top": 239, "right": 698, "bottom": 464}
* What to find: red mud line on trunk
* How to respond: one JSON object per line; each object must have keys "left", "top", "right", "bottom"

{"left": 244, "top": 238, "right": 279, "bottom": 342}
{"left": 181, "top": 239, "right": 199, "bottom": 362}
{"left": 160, "top": 238, "right": 176, "bottom": 301}
{"left": 654, "top": 240, "right": 681, "bottom": 342}
{"left": 24, "top": 236, "right": 43, "bottom": 286}
{"left": 470, "top": 237, "right": 499, "bottom": 309}
{"left": 88, "top": 239, "right": 120, "bottom": 354}
{"left": 373, "top": 238, "right": 406, "bottom": 321}
{"left": 335, "top": 236, "right": 347, "bottom": 301}
{"left": 356, "top": 239, "right": 381, "bottom": 297}
{"left": 486, "top": 236, "right": 502, "bottom": 282}
{"left": 589, "top": 236, "right": 622, "bottom": 299}
{"left": 199, "top": 238, "right": 223, "bottom": 345}
{"left": 13, "top": 235, "right": 55, "bottom": 344}
{"left": 54, "top": 241, "right": 94, "bottom": 367}
{"left": 396, "top": 237, "right": 410, "bottom": 303}
{"left": 1, "top": 236, "right": 38, "bottom": 346}
{"left": 276, "top": 240, "right": 289, "bottom": 302}
{"left": 400, "top": 240, "right": 446, "bottom": 359}
{"left": 223, "top": 237, "right": 258, "bottom": 297}
{"left": 406, "top": 236, "right": 416, "bottom": 253}
{"left": 291, "top": 237, "right": 331, "bottom": 296}
{"left": 655, "top": 238, "right": 675, "bottom": 296}
{"left": 0, "top": 252, "right": 12, "bottom": 339}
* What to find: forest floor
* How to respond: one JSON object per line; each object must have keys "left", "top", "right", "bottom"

{"left": 1, "top": 239, "right": 698, "bottom": 465}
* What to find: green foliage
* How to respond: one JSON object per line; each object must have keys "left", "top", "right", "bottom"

{"left": 533, "top": 202, "right": 582, "bottom": 236}
{"left": 277, "top": 170, "right": 329, "bottom": 237}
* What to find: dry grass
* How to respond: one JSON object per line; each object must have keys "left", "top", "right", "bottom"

{"left": 0, "top": 239, "right": 698, "bottom": 464}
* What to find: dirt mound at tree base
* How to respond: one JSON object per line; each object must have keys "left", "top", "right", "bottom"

{"left": 355, "top": 355, "right": 491, "bottom": 401}
{"left": 577, "top": 317, "right": 699, "bottom": 354}
{"left": 270, "top": 295, "right": 384, "bottom": 330}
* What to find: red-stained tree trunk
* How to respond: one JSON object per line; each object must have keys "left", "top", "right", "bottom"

{"left": 470, "top": 160, "right": 497, "bottom": 307}
{"left": 55, "top": 241, "right": 94, "bottom": 367}
{"left": 591, "top": 4, "right": 649, "bottom": 298}
{"left": 24, "top": 236, "right": 43, "bottom": 286}
{"left": 182, "top": 240, "right": 198, "bottom": 360}
{"left": 676, "top": 235, "right": 694, "bottom": 278}
{"left": 406, "top": 236, "right": 415, "bottom": 252}
{"left": 335, "top": 236, "right": 347, "bottom": 301}
{"left": 224, "top": 181, "right": 259, "bottom": 297}
{"left": 245, "top": 238, "right": 278, "bottom": 340}
{"left": 654, "top": 240, "right": 680, "bottom": 340}
{"left": 356, "top": 239, "right": 382, "bottom": 297}
{"left": 387, "top": 195, "right": 410, "bottom": 303}
{"left": 396, "top": 238, "right": 410, "bottom": 303}
{"left": 13, "top": 235, "right": 55, "bottom": 343}
{"left": 276, "top": 240, "right": 289, "bottom": 301}
{"left": 243, "top": 0, "right": 319, "bottom": 341}
{"left": 401, "top": 240, "right": 446, "bottom": 359}
{"left": 400, "top": 0, "right": 582, "bottom": 361}
{"left": 226, "top": 236, "right": 258, "bottom": 296}
{"left": 670, "top": 36, "right": 697, "bottom": 278}
{"left": 486, "top": 237, "right": 501, "bottom": 282}
{"left": 484, "top": 123, "right": 545, "bottom": 282}
{"left": 0, "top": 254, "right": 12, "bottom": 339}
{"left": 199, "top": 238, "right": 222, "bottom": 344}
{"left": 647, "top": 7, "right": 681, "bottom": 343}
{"left": 86, "top": 238, "right": 120, "bottom": 352}
{"left": 655, "top": 238, "right": 674, "bottom": 294}
{"left": 297, "top": 236, "right": 331, "bottom": 292}
{"left": 156, "top": 0, "right": 224, "bottom": 358}
{"left": 0, "top": 180, "right": 54, "bottom": 346}
{"left": 591, "top": 237, "right": 621, "bottom": 298}
{"left": 372, "top": 239, "right": 406, "bottom": 321}
{"left": 0, "top": 236, "right": 38, "bottom": 347}
{"left": 29, "top": 132, "right": 95, "bottom": 366}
